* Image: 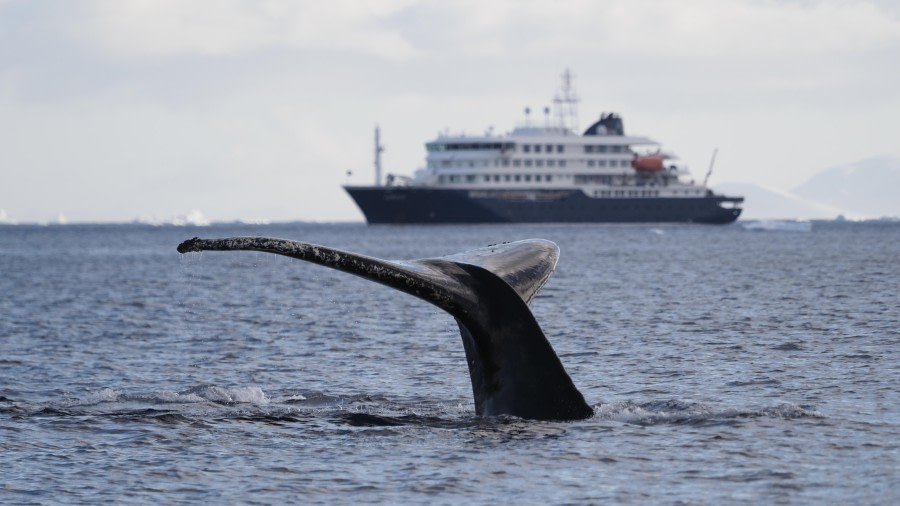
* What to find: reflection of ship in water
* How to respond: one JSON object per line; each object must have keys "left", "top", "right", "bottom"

{"left": 345, "top": 70, "right": 743, "bottom": 224}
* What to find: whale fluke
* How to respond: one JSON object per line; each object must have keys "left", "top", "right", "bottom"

{"left": 177, "top": 237, "right": 593, "bottom": 421}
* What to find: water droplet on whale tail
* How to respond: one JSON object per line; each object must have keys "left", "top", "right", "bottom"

{"left": 177, "top": 236, "right": 593, "bottom": 421}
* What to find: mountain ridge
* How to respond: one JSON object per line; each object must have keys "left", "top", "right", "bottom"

{"left": 717, "top": 155, "right": 900, "bottom": 220}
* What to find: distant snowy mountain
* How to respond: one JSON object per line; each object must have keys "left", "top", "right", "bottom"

{"left": 714, "top": 182, "right": 853, "bottom": 220}
{"left": 792, "top": 156, "right": 900, "bottom": 219}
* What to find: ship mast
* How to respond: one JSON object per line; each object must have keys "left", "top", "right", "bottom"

{"left": 553, "top": 68, "right": 580, "bottom": 133}
{"left": 703, "top": 148, "right": 718, "bottom": 188}
{"left": 374, "top": 125, "right": 384, "bottom": 186}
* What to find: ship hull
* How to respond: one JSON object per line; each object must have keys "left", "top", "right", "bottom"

{"left": 344, "top": 187, "right": 742, "bottom": 224}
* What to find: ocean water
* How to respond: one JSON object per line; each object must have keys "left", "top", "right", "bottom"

{"left": 1, "top": 221, "right": 898, "bottom": 504}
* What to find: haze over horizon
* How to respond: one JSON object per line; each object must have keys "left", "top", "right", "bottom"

{"left": 2, "top": 0, "right": 899, "bottom": 224}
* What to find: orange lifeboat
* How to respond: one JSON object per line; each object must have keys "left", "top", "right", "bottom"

{"left": 631, "top": 155, "right": 665, "bottom": 172}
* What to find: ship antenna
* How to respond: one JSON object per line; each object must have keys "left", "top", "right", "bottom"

{"left": 374, "top": 124, "right": 385, "bottom": 186}
{"left": 553, "top": 68, "right": 580, "bottom": 132}
{"left": 703, "top": 147, "right": 718, "bottom": 188}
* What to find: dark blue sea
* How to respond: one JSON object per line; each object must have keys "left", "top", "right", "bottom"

{"left": 1, "top": 221, "right": 898, "bottom": 504}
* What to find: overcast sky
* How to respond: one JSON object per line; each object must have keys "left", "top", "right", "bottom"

{"left": 1, "top": 0, "right": 898, "bottom": 223}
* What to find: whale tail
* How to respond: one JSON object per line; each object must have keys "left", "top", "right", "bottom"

{"left": 178, "top": 237, "right": 593, "bottom": 421}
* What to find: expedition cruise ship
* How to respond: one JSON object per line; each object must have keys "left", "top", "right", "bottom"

{"left": 344, "top": 71, "right": 743, "bottom": 224}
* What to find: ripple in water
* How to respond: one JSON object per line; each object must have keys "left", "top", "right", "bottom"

{"left": 1, "top": 222, "right": 898, "bottom": 505}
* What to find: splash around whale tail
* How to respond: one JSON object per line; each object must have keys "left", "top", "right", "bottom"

{"left": 177, "top": 237, "right": 593, "bottom": 421}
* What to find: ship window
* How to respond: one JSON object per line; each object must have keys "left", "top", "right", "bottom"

{"left": 559, "top": 160, "right": 566, "bottom": 167}
{"left": 513, "top": 160, "right": 521, "bottom": 167}
{"left": 525, "top": 175, "right": 532, "bottom": 182}
{"left": 524, "top": 160, "right": 533, "bottom": 167}
{"left": 441, "top": 160, "right": 451, "bottom": 167}
{"left": 523, "top": 145, "right": 531, "bottom": 153}
{"left": 504, "top": 175, "right": 511, "bottom": 182}
{"left": 514, "top": 175, "right": 521, "bottom": 182}
{"left": 587, "top": 160, "right": 595, "bottom": 167}
{"left": 466, "top": 175, "right": 476, "bottom": 182}
{"left": 450, "top": 175, "right": 460, "bottom": 183}
{"left": 611, "top": 145, "right": 622, "bottom": 153}
{"left": 546, "top": 175, "right": 553, "bottom": 182}
{"left": 535, "top": 175, "right": 542, "bottom": 182}
{"left": 535, "top": 145, "right": 542, "bottom": 153}
{"left": 598, "top": 160, "right": 606, "bottom": 167}
{"left": 536, "top": 160, "right": 544, "bottom": 167}
{"left": 494, "top": 175, "right": 500, "bottom": 182}
{"left": 483, "top": 175, "right": 490, "bottom": 182}
{"left": 440, "top": 142, "right": 506, "bottom": 151}
{"left": 584, "top": 145, "right": 594, "bottom": 153}
{"left": 545, "top": 144, "right": 552, "bottom": 152}
{"left": 597, "top": 145, "right": 607, "bottom": 153}
{"left": 548, "top": 160, "right": 555, "bottom": 167}
{"left": 502, "top": 159, "right": 509, "bottom": 167}
{"left": 556, "top": 145, "right": 564, "bottom": 153}
{"left": 609, "top": 160, "right": 617, "bottom": 168}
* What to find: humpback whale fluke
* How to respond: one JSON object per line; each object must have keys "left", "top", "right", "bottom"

{"left": 177, "top": 237, "right": 593, "bottom": 421}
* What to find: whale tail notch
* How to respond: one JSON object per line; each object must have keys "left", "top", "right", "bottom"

{"left": 177, "top": 237, "right": 593, "bottom": 421}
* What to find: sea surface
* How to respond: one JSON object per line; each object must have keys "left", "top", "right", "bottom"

{"left": 1, "top": 221, "right": 898, "bottom": 504}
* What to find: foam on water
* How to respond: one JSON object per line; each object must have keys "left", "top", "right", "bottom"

{"left": 741, "top": 219, "right": 813, "bottom": 232}
{"left": 594, "top": 400, "right": 823, "bottom": 426}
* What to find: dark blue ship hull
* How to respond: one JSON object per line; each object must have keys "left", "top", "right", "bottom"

{"left": 344, "top": 187, "right": 743, "bottom": 224}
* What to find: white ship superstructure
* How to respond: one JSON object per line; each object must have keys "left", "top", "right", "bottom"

{"left": 395, "top": 70, "right": 710, "bottom": 200}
